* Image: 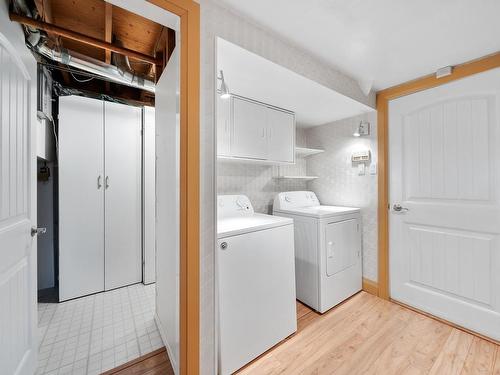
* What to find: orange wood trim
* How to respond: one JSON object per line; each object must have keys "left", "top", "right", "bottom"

{"left": 146, "top": 1, "right": 200, "bottom": 374}
{"left": 9, "top": 12, "right": 161, "bottom": 65}
{"left": 391, "top": 299, "right": 500, "bottom": 346}
{"left": 102, "top": 347, "right": 167, "bottom": 374}
{"left": 378, "top": 51, "right": 500, "bottom": 101}
{"left": 377, "top": 95, "right": 389, "bottom": 300}
{"left": 376, "top": 51, "right": 500, "bottom": 300}
{"left": 361, "top": 278, "right": 379, "bottom": 296}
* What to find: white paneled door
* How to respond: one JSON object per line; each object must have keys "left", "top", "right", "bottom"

{"left": 389, "top": 68, "right": 500, "bottom": 340}
{"left": 0, "top": 25, "right": 37, "bottom": 375}
{"left": 104, "top": 101, "right": 142, "bottom": 290}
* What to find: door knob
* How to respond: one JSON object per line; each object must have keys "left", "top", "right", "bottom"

{"left": 393, "top": 204, "right": 409, "bottom": 212}
{"left": 31, "top": 227, "right": 47, "bottom": 237}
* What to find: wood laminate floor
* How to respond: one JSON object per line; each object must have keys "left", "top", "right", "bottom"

{"left": 238, "top": 292, "right": 500, "bottom": 375}
{"left": 102, "top": 348, "right": 174, "bottom": 375}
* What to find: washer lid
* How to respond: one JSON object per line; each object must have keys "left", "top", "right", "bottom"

{"left": 274, "top": 205, "right": 360, "bottom": 219}
{"left": 218, "top": 213, "right": 293, "bottom": 239}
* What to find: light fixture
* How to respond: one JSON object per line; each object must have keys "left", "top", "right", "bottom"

{"left": 218, "top": 70, "right": 230, "bottom": 99}
{"left": 353, "top": 121, "right": 370, "bottom": 137}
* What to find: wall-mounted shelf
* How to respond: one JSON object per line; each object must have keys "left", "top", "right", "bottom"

{"left": 274, "top": 175, "right": 319, "bottom": 181}
{"left": 295, "top": 147, "right": 324, "bottom": 157}
{"left": 217, "top": 155, "right": 294, "bottom": 165}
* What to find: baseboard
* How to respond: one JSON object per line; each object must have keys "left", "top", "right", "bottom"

{"left": 362, "top": 278, "right": 379, "bottom": 296}
{"left": 154, "top": 313, "right": 179, "bottom": 375}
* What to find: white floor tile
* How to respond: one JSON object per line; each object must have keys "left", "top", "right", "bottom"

{"left": 37, "top": 283, "right": 161, "bottom": 375}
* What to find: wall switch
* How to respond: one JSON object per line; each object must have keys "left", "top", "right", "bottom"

{"left": 369, "top": 162, "right": 377, "bottom": 175}
{"left": 358, "top": 163, "right": 365, "bottom": 176}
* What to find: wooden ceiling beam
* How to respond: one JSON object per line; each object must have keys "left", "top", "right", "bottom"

{"left": 104, "top": 3, "right": 113, "bottom": 64}
{"left": 9, "top": 12, "right": 161, "bottom": 65}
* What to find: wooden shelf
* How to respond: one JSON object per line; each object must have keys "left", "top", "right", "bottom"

{"left": 274, "top": 176, "right": 319, "bottom": 181}
{"left": 295, "top": 147, "right": 324, "bottom": 157}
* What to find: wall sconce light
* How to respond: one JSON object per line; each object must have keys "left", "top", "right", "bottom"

{"left": 353, "top": 121, "right": 370, "bottom": 137}
{"left": 218, "top": 70, "right": 230, "bottom": 99}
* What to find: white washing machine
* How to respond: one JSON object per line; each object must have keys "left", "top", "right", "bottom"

{"left": 273, "top": 191, "right": 362, "bottom": 313}
{"left": 217, "top": 195, "right": 297, "bottom": 375}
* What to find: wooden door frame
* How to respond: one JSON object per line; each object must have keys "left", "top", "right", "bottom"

{"left": 147, "top": 0, "right": 200, "bottom": 373}
{"left": 376, "top": 51, "right": 500, "bottom": 300}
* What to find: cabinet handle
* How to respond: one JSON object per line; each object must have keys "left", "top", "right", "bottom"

{"left": 97, "top": 175, "right": 102, "bottom": 189}
{"left": 105, "top": 176, "right": 110, "bottom": 189}
{"left": 261, "top": 128, "right": 265, "bottom": 138}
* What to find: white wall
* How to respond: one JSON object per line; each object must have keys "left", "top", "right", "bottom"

{"left": 199, "top": 0, "right": 376, "bottom": 372}
{"left": 155, "top": 48, "right": 180, "bottom": 373}
{"left": 305, "top": 112, "right": 378, "bottom": 281}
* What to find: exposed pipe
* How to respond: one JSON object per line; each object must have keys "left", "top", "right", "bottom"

{"left": 36, "top": 44, "right": 155, "bottom": 93}
{"left": 10, "top": 12, "right": 161, "bottom": 65}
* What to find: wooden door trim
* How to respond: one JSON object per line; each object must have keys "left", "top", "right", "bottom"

{"left": 146, "top": 0, "right": 200, "bottom": 374}
{"left": 376, "top": 51, "right": 500, "bottom": 300}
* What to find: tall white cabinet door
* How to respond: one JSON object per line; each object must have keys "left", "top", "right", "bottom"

{"left": 104, "top": 102, "right": 142, "bottom": 290}
{"left": 231, "top": 97, "right": 268, "bottom": 160}
{"left": 59, "top": 96, "right": 105, "bottom": 301}
{"left": 266, "top": 109, "right": 295, "bottom": 163}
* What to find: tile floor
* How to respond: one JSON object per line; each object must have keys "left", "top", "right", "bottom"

{"left": 37, "top": 283, "right": 163, "bottom": 375}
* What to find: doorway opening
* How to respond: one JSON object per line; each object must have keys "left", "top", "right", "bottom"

{"left": 9, "top": 0, "right": 181, "bottom": 373}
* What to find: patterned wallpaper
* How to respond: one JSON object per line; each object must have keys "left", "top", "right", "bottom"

{"left": 217, "top": 129, "right": 308, "bottom": 214}
{"left": 199, "top": 0, "right": 376, "bottom": 372}
{"left": 216, "top": 115, "right": 379, "bottom": 282}
{"left": 305, "top": 112, "right": 378, "bottom": 281}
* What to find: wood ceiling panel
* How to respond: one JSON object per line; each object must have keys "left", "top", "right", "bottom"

{"left": 112, "top": 6, "right": 164, "bottom": 56}
{"left": 50, "top": 0, "right": 105, "bottom": 40}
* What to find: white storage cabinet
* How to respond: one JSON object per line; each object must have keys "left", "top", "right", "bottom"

{"left": 58, "top": 95, "right": 142, "bottom": 301}
{"left": 217, "top": 95, "right": 295, "bottom": 163}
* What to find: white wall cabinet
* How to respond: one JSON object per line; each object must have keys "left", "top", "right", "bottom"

{"left": 59, "top": 96, "right": 142, "bottom": 301}
{"left": 218, "top": 96, "right": 295, "bottom": 163}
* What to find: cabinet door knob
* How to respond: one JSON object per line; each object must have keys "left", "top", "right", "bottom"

{"left": 220, "top": 242, "right": 228, "bottom": 250}
{"left": 97, "top": 175, "right": 102, "bottom": 189}
{"left": 105, "top": 176, "right": 110, "bottom": 189}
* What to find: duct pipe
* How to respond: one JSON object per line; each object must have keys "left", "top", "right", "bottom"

{"left": 36, "top": 44, "right": 155, "bottom": 93}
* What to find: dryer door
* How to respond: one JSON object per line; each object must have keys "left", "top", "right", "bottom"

{"left": 325, "top": 219, "right": 360, "bottom": 276}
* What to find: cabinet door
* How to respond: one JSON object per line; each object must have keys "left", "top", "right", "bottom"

{"left": 266, "top": 108, "right": 295, "bottom": 163}
{"left": 104, "top": 102, "right": 142, "bottom": 290}
{"left": 59, "top": 96, "right": 105, "bottom": 301}
{"left": 231, "top": 97, "right": 268, "bottom": 160}
{"left": 217, "top": 95, "right": 231, "bottom": 156}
